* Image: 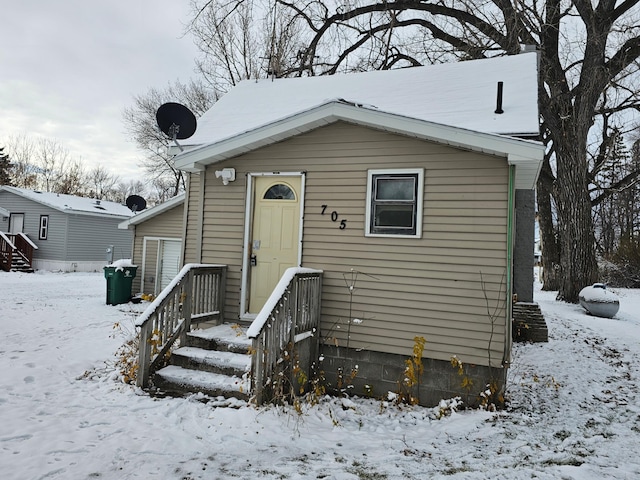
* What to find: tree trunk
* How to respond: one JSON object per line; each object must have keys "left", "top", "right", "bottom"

{"left": 553, "top": 142, "right": 599, "bottom": 303}
{"left": 536, "top": 165, "right": 561, "bottom": 291}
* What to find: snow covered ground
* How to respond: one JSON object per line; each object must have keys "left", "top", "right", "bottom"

{"left": 1, "top": 271, "right": 639, "bottom": 480}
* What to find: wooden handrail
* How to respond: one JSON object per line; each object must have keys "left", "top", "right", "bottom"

{"left": 14, "top": 233, "right": 37, "bottom": 266}
{"left": 0, "top": 232, "right": 14, "bottom": 271}
{"left": 136, "top": 264, "right": 227, "bottom": 388}
{"left": 0, "top": 232, "right": 37, "bottom": 271}
{"left": 248, "top": 268, "right": 323, "bottom": 405}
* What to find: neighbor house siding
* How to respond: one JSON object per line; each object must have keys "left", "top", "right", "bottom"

{"left": 186, "top": 122, "right": 509, "bottom": 367}
{"left": 130, "top": 203, "right": 184, "bottom": 294}
{"left": 0, "top": 191, "right": 68, "bottom": 261}
{"left": 65, "top": 215, "right": 132, "bottom": 262}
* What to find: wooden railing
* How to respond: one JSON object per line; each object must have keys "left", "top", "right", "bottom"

{"left": 13, "top": 233, "right": 37, "bottom": 266}
{"left": 247, "top": 268, "right": 323, "bottom": 405}
{"left": 0, "top": 232, "right": 37, "bottom": 271}
{"left": 136, "top": 264, "right": 227, "bottom": 388}
{"left": 0, "top": 232, "right": 14, "bottom": 271}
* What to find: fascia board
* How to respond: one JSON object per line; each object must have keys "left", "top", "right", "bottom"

{"left": 173, "top": 102, "right": 545, "bottom": 186}
{"left": 118, "top": 194, "right": 185, "bottom": 229}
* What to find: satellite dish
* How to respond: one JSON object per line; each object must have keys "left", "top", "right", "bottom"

{"left": 126, "top": 195, "right": 147, "bottom": 213}
{"left": 156, "top": 102, "right": 197, "bottom": 140}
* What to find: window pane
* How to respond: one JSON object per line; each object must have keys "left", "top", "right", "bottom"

{"left": 263, "top": 184, "right": 295, "bottom": 200}
{"left": 374, "top": 204, "right": 414, "bottom": 228}
{"left": 375, "top": 177, "right": 415, "bottom": 201}
{"left": 39, "top": 215, "right": 48, "bottom": 240}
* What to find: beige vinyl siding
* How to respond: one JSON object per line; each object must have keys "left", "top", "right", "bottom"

{"left": 130, "top": 203, "right": 184, "bottom": 294}
{"left": 184, "top": 172, "right": 201, "bottom": 263}
{"left": 186, "top": 122, "right": 509, "bottom": 367}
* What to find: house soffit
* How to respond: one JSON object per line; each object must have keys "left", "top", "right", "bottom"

{"left": 173, "top": 102, "right": 545, "bottom": 189}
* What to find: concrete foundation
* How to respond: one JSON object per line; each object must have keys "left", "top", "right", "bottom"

{"left": 319, "top": 345, "right": 506, "bottom": 408}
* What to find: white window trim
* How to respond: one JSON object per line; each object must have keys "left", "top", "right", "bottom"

{"left": 39, "top": 215, "right": 49, "bottom": 240}
{"left": 365, "top": 168, "right": 424, "bottom": 238}
{"left": 240, "top": 171, "right": 306, "bottom": 320}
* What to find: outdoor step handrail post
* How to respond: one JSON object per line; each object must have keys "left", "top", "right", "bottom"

{"left": 135, "top": 264, "right": 227, "bottom": 389}
{"left": 248, "top": 268, "right": 323, "bottom": 405}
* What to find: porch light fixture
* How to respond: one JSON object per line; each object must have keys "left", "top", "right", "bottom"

{"left": 215, "top": 168, "right": 236, "bottom": 185}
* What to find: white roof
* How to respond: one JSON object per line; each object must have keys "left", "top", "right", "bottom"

{"left": 0, "top": 206, "right": 9, "bottom": 218}
{"left": 183, "top": 53, "right": 539, "bottom": 149}
{"left": 0, "top": 186, "right": 134, "bottom": 219}
{"left": 118, "top": 193, "right": 185, "bottom": 229}
{"left": 173, "top": 54, "right": 543, "bottom": 189}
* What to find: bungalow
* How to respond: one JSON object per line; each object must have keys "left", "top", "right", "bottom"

{"left": 0, "top": 186, "right": 134, "bottom": 272}
{"left": 118, "top": 194, "right": 185, "bottom": 296}
{"left": 139, "top": 53, "right": 544, "bottom": 406}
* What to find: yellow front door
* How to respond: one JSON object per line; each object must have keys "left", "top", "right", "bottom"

{"left": 248, "top": 176, "right": 301, "bottom": 313}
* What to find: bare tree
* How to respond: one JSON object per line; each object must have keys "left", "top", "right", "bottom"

{"left": 122, "top": 78, "right": 216, "bottom": 197}
{"left": 87, "top": 165, "right": 121, "bottom": 200}
{"left": 191, "top": 0, "right": 640, "bottom": 302}
{"left": 113, "top": 179, "right": 148, "bottom": 205}
{"left": 189, "top": 0, "right": 304, "bottom": 91}
{"left": 4, "top": 134, "right": 39, "bottom": 189}
{"left": 33, "top": 137, "right": 73, "bottom": 192}
{"left": 55, "top": 159, "right": 87, "bottom": 196}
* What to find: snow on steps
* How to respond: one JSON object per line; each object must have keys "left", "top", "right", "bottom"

{"left": 153, "top": 324, "right": 252, "bottom": 401}
{"left": 153, "top": 366, "right": 250, "bottom": 400}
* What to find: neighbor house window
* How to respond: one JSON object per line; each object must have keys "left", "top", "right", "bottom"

{"left": 39, "top": 215, "right": 49, "bottom": 240}
{"left": 366, "top": 168, "right": 424, "bottom": 237}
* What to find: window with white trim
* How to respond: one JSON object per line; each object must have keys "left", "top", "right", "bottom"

{"left": 366, "top": 168, "right": 424, "bottom": 237}
{"left": 39, "top": 215, "right": 49, "bottom": 240}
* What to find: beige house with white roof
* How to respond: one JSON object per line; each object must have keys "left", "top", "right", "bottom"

{"left": 141, "top": 54, "right": 544, "bottom": 406}
{"left": 118, "top": 194, "right": 185, "bottom": 296}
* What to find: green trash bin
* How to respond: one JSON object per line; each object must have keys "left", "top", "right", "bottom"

{"left": 103, "top": 265, "right": 138, "bottom": 305}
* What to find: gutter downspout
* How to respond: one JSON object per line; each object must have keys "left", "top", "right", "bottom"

{"left": 503, "top": 165, "right": 516, "bottom": 368}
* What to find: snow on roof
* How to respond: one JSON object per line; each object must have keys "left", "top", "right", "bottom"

{"left": 183, "top": 53, "right": 539, "bottom": 150}
{"left": 118, "top": 193, "right": 185, "bottom": 229}
{"left": 0, "top": 186, "right": 134, "bottom": 218}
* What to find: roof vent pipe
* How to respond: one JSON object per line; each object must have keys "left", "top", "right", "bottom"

{"left": 495, "top": 81, "right": 504, "bottom": 114}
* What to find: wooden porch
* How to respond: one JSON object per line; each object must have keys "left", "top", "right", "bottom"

{"left": 135, "top": 264, "right": 323, "bottom": 404}
{"left": 0, "top": 232, "right": 37, "bottom": 272}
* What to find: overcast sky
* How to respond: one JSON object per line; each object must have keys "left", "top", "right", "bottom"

{"left": 0, "top": 0, "right": 201, "bottom": 181}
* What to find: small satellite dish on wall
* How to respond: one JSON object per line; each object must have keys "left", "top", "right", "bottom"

{"left": 156, "top": 102, "right": 197, "bottom": 143}
{"left": 126, "top": 195, "right": 147, "bottom": 213}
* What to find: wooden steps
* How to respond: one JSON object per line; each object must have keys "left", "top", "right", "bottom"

{"left": 153, "top": 324, "right": 252, "bottom": 400}
{"left": 10, "top": 256, "right": 34, "bottom": 273}
{"left": 512, "top": 302, "right": 548, "bottom": 343}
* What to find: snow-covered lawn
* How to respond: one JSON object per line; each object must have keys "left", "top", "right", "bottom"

{"left": 1, "top": 271, "right": 639, "bottom": 479}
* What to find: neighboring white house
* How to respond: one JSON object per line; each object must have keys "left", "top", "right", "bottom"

{"left": 0, "top": 186, "right": 134, "bottom": 272}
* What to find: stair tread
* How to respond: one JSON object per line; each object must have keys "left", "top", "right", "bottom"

{"left": 173, "top": 347, "right": 251, "bottom": 372}
{"left": 188, "top": 324, "right": 252, "bottom": 348}
{"left": 155, "top": 365, "right": 249, "bottom": 393}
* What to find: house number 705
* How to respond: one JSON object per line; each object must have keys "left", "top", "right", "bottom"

{"left": 321, "top": 205, "right": 347, "bottom": 229}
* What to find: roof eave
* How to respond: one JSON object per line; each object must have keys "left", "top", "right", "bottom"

{"left": 173, "top": 102, "right": 544, "bottom": 188}
{"left": 118, "top": 194, "right": 186, "bottom": 229}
